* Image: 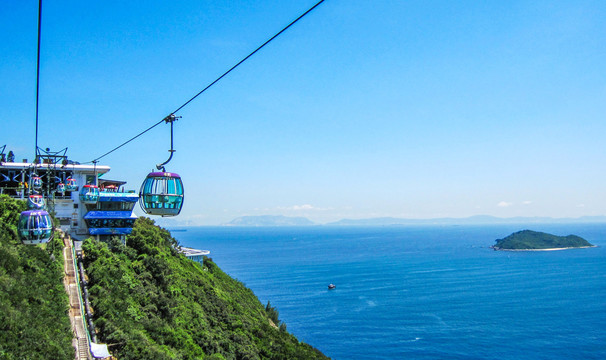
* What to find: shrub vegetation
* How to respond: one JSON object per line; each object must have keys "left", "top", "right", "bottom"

{"left": 83, "top": 217, "right": 329, "bottom": 359}
{"left": 0, "top": 194, "right": 73, "bottom": 360}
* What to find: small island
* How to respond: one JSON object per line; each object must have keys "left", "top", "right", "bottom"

{"left": 492, "top": 230, "right": 595, "bottom": 251}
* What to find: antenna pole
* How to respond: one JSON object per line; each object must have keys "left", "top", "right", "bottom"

{"left": 35, "top": 0, "right": 43, "bottom": 158}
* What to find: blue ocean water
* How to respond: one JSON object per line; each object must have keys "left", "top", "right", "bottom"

{"left": 170, "top": 224, "right": 606, "bottom": 359}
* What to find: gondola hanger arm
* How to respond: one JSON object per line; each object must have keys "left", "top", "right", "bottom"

{"left": 156, "top": 114, "right": 181, "bottom": 172}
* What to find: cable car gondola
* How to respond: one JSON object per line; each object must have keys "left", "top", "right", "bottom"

{"left": 27, "top": 194, "right": 46, "bottom": 209}
{"left": 18, "top": 210, "right": 53, "bottom": 244}
{"left": 139, "top": 172, "right": 184, "bottom": 216}
{"left": 57, "top": 182, "right": 65, "bottom": 193}
{"left": 31, "top": 176, "right": 42, "bottom": 190}
{"left": 66, "top": 177, "right": 77, "bottom": 191}
{"left": 79, "top": 184, "right": 99, "bottom": 204}
{"left": 139, "top": 114, "right": 184, "bottom": 217}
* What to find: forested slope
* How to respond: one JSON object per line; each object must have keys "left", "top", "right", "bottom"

{"left": 0, "top": 195, "right": 73, "bottom": 359}
{"left": 83, "top": 217, "right": 329, "bottom": 359}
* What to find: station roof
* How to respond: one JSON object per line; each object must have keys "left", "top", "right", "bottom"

{"left": 180, "top": 247, "right": 211, "bottom": 257}
{"left": 0, "top": 162, "right": 110, "bottom": 174}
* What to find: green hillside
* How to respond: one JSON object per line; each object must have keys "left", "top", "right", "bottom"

{"left": 0, "top": 194, "right": 328, "bottom": 359}
{"left": 0, "top": 195, "right": 73, "bottom": 360}
{"left": 82, "top": 217, "right": 329, "bottom": 359}
{"left": 493, "top": 230, "right": 593, "bottom": 250}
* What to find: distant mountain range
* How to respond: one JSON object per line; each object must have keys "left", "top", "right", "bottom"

{"left": 326, "top": 215, "right": 606, "bottom": 226}
{"left": 224, "top": 215, "right": 606, "bottom": 227}
{"left": 225, "top": 215, "right": 315, "bottom": 227}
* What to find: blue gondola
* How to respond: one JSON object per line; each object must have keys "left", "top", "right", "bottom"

{"left": 57, "top": 182, "right": 66, "bottom": 193}
{"left": 18, "top": 210, "right": 53, "bottom": 244}
{"left": 31, "top": 176, "right": 42, "bottom": 189}
{"left": 65, "top": 177, "right": 77, "bottom": 191}
{"left": 139, "top": 172, "right": 184, "bottom": 216}
{"left": 27, "top": 194, "right": 46, "bottom": 209}
{"left": 79, "top": 184, "right": 100, "bottom": 204}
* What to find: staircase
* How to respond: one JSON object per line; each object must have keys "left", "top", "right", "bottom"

{"left": 62, "top": 233, "right": 91, "bottom": 360}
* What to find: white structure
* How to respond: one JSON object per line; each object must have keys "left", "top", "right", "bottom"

{"left": 0, "top": 160, "right": 138, "bottom": 241}
{"left": 180, "top": 247, "right": 211, "bottom": 265}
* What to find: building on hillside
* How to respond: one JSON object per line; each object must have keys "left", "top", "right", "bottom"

{"left": 1, "top": 153, "right": 211, "bottom": 260}
{"left": 0, "top": 157, "right": 137, "bottom": 242}
{"left": 180, "top": 247, "right": 211, "bottom": 265}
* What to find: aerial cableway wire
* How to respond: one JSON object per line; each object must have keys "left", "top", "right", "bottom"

{"left": 87, "top": 0, "right": 326, "bottom": 164}
{"left": 35, "top": 0, "right": 43, "bottom": 158}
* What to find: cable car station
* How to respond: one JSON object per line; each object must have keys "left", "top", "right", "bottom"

{"left": 0, "top": 152, "right": 140, "bottom": 242}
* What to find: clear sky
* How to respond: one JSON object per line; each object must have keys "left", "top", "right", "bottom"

{"left": 2, "top": 0, "right": 606, "bottom": 225}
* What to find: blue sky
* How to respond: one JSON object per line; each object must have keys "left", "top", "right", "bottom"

{"left": 2, "top": 0, "right": 606, "bottom": 225}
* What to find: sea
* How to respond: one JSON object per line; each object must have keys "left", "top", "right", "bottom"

{"left": 169, "top": 224, "right": 606, "bottom": 360}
